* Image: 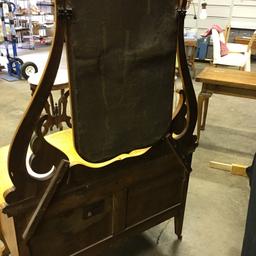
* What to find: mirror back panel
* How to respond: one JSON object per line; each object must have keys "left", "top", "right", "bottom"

{"left": 66, "top": 0, "right": 177, "bottom": 162}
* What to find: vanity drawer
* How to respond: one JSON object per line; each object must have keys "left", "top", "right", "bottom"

{"left": 29, "top": 196, "right": 113, "bottom": 256}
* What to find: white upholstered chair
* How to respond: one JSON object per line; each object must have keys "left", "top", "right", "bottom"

{"left": 212, "top": 28, "right": 251, "bottom": 71}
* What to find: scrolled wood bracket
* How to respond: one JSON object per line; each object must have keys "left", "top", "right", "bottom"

{"left": 5, "top": 0, "right": 69, "bottom": 204}
{"left": 170, "top": 1, "right": 198, "bottom": 164}
{"left": 28, "top": 115, "right": 69, "bottom": 181}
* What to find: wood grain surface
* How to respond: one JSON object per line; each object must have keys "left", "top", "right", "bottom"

{"left": 196, "top": 67, "right": 256, "bottom": 90}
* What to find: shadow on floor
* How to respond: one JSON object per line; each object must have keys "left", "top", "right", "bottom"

{"left": 105, "top": 234, "right": 163, "bottom": 256}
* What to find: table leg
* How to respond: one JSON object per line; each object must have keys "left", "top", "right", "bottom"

{"left": 197, "top": 91, "right": 212, "bottom": 141}
{"left": 191, "top": 46, "right": 196, "bottom": 79}
{"left": 201, "top": 93, "right": 211, "bottom": 130}
{"left": 197, "top": 93, "right": 204, "bottom": 141}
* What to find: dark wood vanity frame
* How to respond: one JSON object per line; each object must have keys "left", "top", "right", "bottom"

{"left": 1, "top": 0, "right": 197, "bottom": 255}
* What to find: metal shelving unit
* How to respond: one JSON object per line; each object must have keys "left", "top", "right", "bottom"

{"left": 13, "top": 0, "right": 54, "bottom": 49}
{"left": 13, "top": 0, "right": 35, "bottom": 49}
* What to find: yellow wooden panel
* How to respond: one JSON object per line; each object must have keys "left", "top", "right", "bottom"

{"left": 45, "top": 129, "right": 150, "bottom": 169}
{"left": 0, "top": 129, "right": 150, "bottom": 204}
{"left": 231, "top": 164, "right": 247, "bottom": 177}
{"left": 0, "top": 145, "right": 13, "bottom": 204}
{"left": 209, "top": 161, "right": 247, "bottom": 177}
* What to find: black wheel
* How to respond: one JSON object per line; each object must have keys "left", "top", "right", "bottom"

{"left": 10, "top": 2, "right": 16, "bottom": 13}
{"left": 21, "top": 62, "right": 38, "bottom": 80}
{"left": 10, "top": 58, "right": 23, "bottom": 75}
{"left": 13, "top": 58, "right": 23, "bottom": 65}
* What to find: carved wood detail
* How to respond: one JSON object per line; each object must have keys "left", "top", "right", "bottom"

{"left": 170, "top": 2, "right": 198, "bottom": 160}
{"left": 5, "top": 0, "right": 67, "bottom": 204}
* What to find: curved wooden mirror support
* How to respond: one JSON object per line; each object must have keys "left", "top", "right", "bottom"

{"left": 168, "top": 1, "right": 198, "bottom": 244}
{"left": 171, "top": 0, "right": 198, "bottom": 159}
{"left": 5, "top": 0, "right": 67, "bottom": 203}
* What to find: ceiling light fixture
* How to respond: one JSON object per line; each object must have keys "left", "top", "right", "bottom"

{"left": 199, "top": 1, "right": 208, "bottom": 20}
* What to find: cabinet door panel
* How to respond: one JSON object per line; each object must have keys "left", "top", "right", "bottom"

{"left": 126, "top": 173, "right": 183, "bottom": 227}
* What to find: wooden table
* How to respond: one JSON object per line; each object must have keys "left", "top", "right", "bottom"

{"left": 195, "top": 67, "right": 256, "bottom": 141}
{"left": 28, "top": 70, "right": 72, "bottom": 135}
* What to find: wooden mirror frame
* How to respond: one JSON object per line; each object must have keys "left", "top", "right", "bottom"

{"left": 3, "top": 0, "right": 197, "bottom": 233}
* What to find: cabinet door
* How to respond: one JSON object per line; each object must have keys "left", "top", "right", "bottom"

{"left": 126, "top": 173, "right": 184, "bottom": 227}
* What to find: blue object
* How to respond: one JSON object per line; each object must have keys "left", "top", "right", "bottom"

{"left": 196, "top": 37, "right": 209, "bottom": 60}
{"left": 0, "top": 1, "right": 23, "bottom": 79}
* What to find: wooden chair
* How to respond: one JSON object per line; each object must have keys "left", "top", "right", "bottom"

{"left": 248, "top": 31, "right": 256, "bottom": 55}
{"left": 0, "top": 0, "right": 197, "bottom": 255}
{"left": 225, "top": 26, "right": 256, "bottom": 56}
{"left": 224, "top": 25, "right": 248, "bottom": 53}
{"left": 233, "top": 31, "right": 256, "bottom": 56}
{"left": 224, "top": 25, "right": 231, "bottom": 43}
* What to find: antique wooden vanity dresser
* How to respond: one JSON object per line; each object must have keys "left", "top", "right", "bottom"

{"left": 0, "top": 0, "right": 197, "bottom": 255}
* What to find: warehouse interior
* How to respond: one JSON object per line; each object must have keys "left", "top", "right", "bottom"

{"left": 0, "top": 0, "right": 255, "bottom": 256}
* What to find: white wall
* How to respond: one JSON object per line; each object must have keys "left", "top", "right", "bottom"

{"left": 185, "top": 0, "right": 256, "bottom": 35}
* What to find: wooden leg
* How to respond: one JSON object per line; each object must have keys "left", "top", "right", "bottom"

{"left": 201, "top": 93, "right": 211, "bottom": 130}
{"left": 191, "top": 47, "right": 196, "bottom": 79}
{"left": 197, "top": 91, "right": 212, "bottom": 142}
{"left": 197, "top": 92, "right": 204, "bottom": 142}
{"left": 174, "top": 161, "right": 191, "bottom": 240}
{"left": 174, "top": 214, "right": 183, "bottom": 240}
{"left": 193, "top": 65, "right": 196, "bottom": 79}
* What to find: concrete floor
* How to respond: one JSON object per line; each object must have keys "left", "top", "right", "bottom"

{"left": 0, "top": 48, "right": 255, "bottom": 256}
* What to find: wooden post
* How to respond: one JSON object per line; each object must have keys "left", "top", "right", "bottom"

{"left": 209, "top": 161, "right": 248, "bottom": 177}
